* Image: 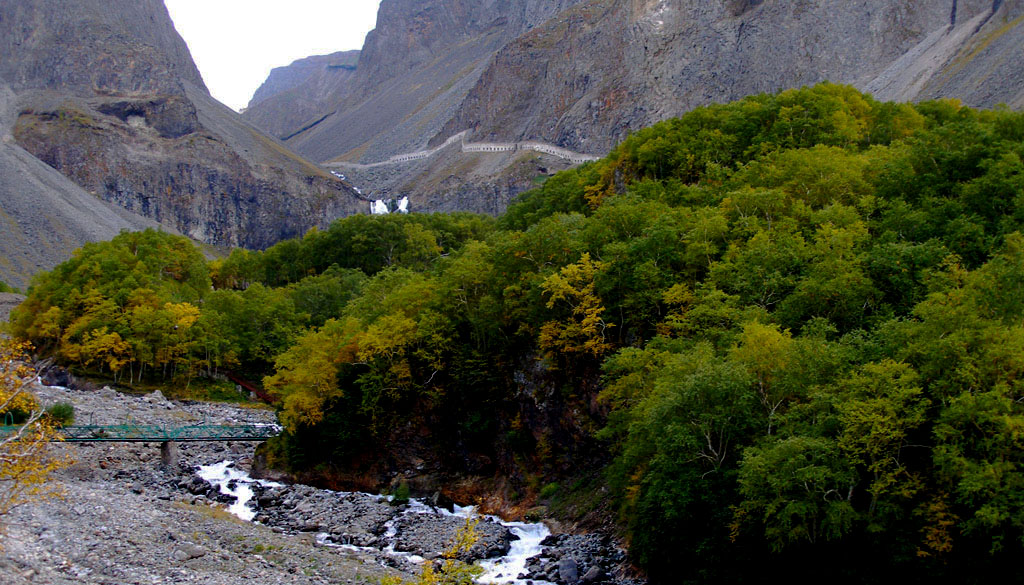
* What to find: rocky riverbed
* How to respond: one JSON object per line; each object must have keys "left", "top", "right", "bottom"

{"left": 0, "top": 381, "right": 641, "bottom": 585}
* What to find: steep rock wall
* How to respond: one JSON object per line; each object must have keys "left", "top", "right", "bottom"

{"left": 240, "top": 0, "right": 1024, "bottom": 218}
{"left": 281, "top": 0, "right": 585, "bottom": 164}
{"left": 440, "top": 0, "right": 1005, "bottom": 153}
{"left": 243, "top": 51, "right": 360, "bottom": 140}
{"left": 0, "top": 0, "right": 205, "bottom": 96}
{"left": 0, "top": 80, "right": 165, "bottom": 290}
{"left": 0, "top": 0, "right": 367, "bottom": 259}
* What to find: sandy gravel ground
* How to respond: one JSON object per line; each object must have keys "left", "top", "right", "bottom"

{"left": 0, "top": 384, "right": 405, "bottom": 585}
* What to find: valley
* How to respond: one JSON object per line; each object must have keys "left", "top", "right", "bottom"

{"left": 0, "top": 380, "right": 634, "bottom": 585}
{"left": 2, "top": 1, "right": 1024, "bottom": 584}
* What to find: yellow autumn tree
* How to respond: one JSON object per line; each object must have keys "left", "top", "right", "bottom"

{"left": 159, "top": 301, "right": 201, "bottom": 377}
{"left": 266, "top": 317, "right": 362, "bottom": 430}
{"left": 731, "top": 321, "right": 795, "bottom": 434}
{"left": 539, "top": 253, "right": 614, "bottom": 363}
{"left": 0, "top": 339, "right": 67, "bottom": 531}
{"left": 79, "top": 327, "right": 131, "bottom": 377}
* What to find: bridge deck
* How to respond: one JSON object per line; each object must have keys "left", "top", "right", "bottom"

{"left": 0, "top": 424, "right": 281, "bottom": 443}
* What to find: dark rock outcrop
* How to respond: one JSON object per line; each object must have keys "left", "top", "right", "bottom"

{"left": 0, "top": 81, "right": 165, "bottom": 289}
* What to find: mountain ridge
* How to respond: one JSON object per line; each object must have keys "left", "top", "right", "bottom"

{"left": 243, "top": 50, "right": 360, "bottom": 140}
{"left": 243, "top": 0, "right": 1024, "bottom": 216}
{"left": 0, "top": 0, "right": 368, "bottom": 286}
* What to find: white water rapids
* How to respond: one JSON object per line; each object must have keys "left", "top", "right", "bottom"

{"left": 197, "top": 460, "right": 282, "bottom": 522}
{"left": 198, "top": 461, "right": 553, "bottom": 584}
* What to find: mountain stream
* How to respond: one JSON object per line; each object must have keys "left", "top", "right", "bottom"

{"left": 199, "top": 461, "right": 553, "bottom": 584}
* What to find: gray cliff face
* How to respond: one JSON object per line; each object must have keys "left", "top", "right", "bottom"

{"left": 0, "top": 0, "right": 205, "bottom": 96}
{"left": 0, "top": 0, "right": 366, "bottom": 271}
{"left": 866, "top": 0, "right": 1024, "bottom": 109}
{"left": 281, "top": 0, "right": 585, "bottom": 164}
{"left": 249, "top": 51, "right": 360, "bottom": 107}
{"left": 0, "top": 80, "right": 166, "bottom": 290}
{"left": 13, "top": 86, "right": 364, "bottom": 250}
{"left": 243, "top": 51, "right": 360, "bottom": 139}
{"left": 242, "top": 0, "right": 1023, "bottom": 218}
{"left": 442, "top": 0, "right": 1016, "bottom": 153}
{"left": 355, "top": 0, "right": 585, "bottom": 94}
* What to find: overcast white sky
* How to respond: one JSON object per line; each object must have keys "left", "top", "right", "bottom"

{"left": 165, "top": 1, "right": 383, "bottom": 111}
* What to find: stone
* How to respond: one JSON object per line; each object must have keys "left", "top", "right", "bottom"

{"left": 558, "top": 558, "right": 579, "bottom": 584}
{"left": 172, "top": 544, "right": 206, "bottom": 562}
{"left": 582, "top": 565, "right": 605, "bottom": 583}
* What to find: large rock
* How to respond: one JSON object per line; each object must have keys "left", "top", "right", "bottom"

{"left": 558, "top": 558, "right": 580, "bottom": 584}
{"left": 392, "top": 513, "right": 512, "bottom": 560}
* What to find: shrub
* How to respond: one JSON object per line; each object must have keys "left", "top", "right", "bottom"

{"left": 45, "top": 401, "right": 75, "bottom": 427}
{"left": 539, "top": 482, "right": 560, "bottom": 500}
{"left": 391, "top": 480, "right": 411, "bottom": 506}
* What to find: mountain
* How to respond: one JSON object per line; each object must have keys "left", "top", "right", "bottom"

{"left": 0, "top": 0, "right": 367, "bottom": 271}
{"left": 0, "top": 82, "right": 166, "bottom": 290}
{"left": 444, "top": 0, "right": 1024, "bottom": 153}
{"left": 244, "top": 0, "right": 1024, "bottom": 214}
{"left": 257, "top": 0, "right": 586, "bottom": 164}
{"left": 243, "top": 50, "right": 360, "bottom": 140}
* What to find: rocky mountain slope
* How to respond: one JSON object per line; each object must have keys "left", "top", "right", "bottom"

{"left": 444, "top": 0, "right": 1023, "bottom": 153}
{"left": 257, "top": 0, "right": 585, "bottom": 165}
{"left": 0, "top": 83, "right": 166, "bottom": 289}
{"left": 243, "top": 50, "right": 360, "bottom": 140}
{"left": 245, "top": 0, "right": 1024, "bottom": 215}
{"left": 0, "top": 0, "right": 367, "bottom": 270}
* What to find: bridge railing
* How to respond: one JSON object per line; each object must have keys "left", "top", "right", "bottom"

{"left": 0, "top": 423, "right": 282, "bottom": 443}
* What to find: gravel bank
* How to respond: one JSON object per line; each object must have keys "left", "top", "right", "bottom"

{"left": 0, "top": 384, "right": 404, "bottom": 585}
{"left": 0, "top": 383, "right": 642, "bottom": 585}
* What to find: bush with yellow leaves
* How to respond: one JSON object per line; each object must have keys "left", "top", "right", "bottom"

{"left": 0, "top": 339, "right": 68, "bottom": 531}
{"left": 381, "top": 517, "right": 484, "bottom": 585}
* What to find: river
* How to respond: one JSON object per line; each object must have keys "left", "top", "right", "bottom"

{"left": 199, "top": 460, "right": 555, "bottom": 585}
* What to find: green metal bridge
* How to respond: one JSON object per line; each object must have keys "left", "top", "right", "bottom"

{"left": 0, "top": 423, "right": 281, "bottom": 443}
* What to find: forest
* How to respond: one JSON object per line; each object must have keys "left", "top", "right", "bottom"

{"left": 8, "top": 83, "right": 1024, "bottom": 583}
